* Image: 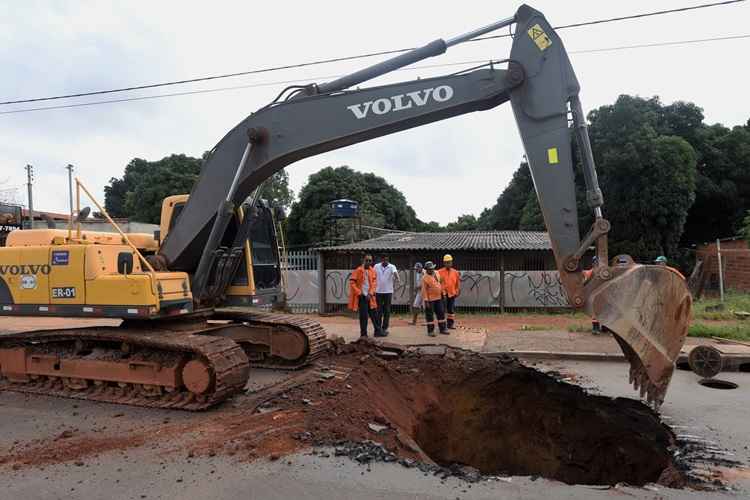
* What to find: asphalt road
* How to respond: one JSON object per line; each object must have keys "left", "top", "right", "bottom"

{"left": 1, "top": 359, "right": 748, "bottom": 500}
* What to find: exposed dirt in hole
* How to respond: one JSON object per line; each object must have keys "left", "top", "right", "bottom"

{"left": 414, "top": 365, "right": 676, "bottom": 485}
{"left": 0, "top": 341, "right": 695, "bottom": 488}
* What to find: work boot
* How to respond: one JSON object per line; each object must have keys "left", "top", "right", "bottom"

{"left": 411, "top": 311, "right": 419, "bottom": 325}
{"left": 375, "top": 329, "right": 388, "bottom": 338}
{"left": 439, "top": 323, "right": 449, "bottom": 335}
{"left": 592, "top": 320, "right": 601, "bottom": 335}
{"left": 427, "top": 324, "right": 436, "bottom": 337}
{"left": 447, "top": 318, "right": 455, "bottom": 329}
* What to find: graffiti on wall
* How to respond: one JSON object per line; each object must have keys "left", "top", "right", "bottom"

{"left": 504, "top": 271, "right": 569, "bottom": 307}
{"left": 284, "top": 269, "right": 569, "bottom": 308}
{"left": 285, "top": 270, "right": 319, "bottom": 305}
{"left": 455, "top": 271, "right": 503, "bottom": 308}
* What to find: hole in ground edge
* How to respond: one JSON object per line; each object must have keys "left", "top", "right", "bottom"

{"left": 411, "top": 368, "right": 684, "bottom": 487}
{"left": 699, "top": 378, "right": 738, "bottom": 390}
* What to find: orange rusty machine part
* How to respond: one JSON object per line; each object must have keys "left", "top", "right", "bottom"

{"left": 0, "top": 310, "right": 328, "bottom": 410}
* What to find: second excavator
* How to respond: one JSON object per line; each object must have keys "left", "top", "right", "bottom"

{"left": 0, "top": 4, "right": 691, "bottom": 409}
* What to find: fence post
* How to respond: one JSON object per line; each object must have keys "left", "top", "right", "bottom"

{"left": 499, "top": 253, "right": 505, "bottom": 313}
{"left": 318, "top": 252, "right": 326, "bottom": 314}
{"left": 717, "top": 239, "right": 725, "bottom": 303}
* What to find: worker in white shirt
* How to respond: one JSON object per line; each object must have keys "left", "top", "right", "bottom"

{"left": 375, "top": 254, "right": 400, "bottom": 336}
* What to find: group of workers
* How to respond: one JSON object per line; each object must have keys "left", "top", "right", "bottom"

{"left": 348, "top": 253, "right": 460, "bottom": 338}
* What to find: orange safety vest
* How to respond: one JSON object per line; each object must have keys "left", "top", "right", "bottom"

{"left": 421, "top": 273, "right": 443, "bottom": 302}
{"left": 438, "top": 267, "right": 460, "bottom": 297}
{"left": 348, "top": 266, "right": 378, "bottom": 311}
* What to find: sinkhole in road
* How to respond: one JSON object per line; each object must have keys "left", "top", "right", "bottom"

{"left": 407, "top": 363, "right": 684, "bottom": 486}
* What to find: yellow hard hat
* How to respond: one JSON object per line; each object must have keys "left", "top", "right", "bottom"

{"left": 443, "top": 254, "right": 453, "bottom": 262}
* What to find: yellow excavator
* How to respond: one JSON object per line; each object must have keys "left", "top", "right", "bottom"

{"left": 0, "top": 4, "right": 691, "bottom": 409}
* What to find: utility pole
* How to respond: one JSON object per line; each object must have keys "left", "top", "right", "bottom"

{"left": 25, "top": 164, "right": 34, "bottom": 228}
{"left": 716, "top": 238, "right": 725, "bottom": 303}
{"left": 65, "top": 164, "right": 74, "bottom": 220}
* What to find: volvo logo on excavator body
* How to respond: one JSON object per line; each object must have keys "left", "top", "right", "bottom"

{"left": 346, "top": 85, "right": 454, "bottom": 119}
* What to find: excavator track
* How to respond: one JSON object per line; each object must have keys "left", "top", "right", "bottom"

{"left": 213, "top": 308, "right": 329, "bottom": 369}
{"left": 0, "top": 326, "right": 249, "bottom": 411}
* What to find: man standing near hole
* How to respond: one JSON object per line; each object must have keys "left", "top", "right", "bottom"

{"left": 438, "top": 254, "right": 460, "bottom": 329}
{"left": 422, "top": 261, "right": 447, "bottom": 336}
{"left": 411, "top": 262, "right": 424, "bottom": 325}
{"left": 375, "top": 254, "right": 400, "bottom": 337}
{"left": 348, "top": 254, "right": 381, "bottom": 337}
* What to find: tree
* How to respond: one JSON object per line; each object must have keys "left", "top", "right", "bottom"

{"left": 741, "top": 211, "right": 750, "bottom": 243}
{"left": 286, "top": 166, "right": 419, "bottom": 245}
{"left": 123, "top": 155, "right": 202, "bottom": 223}
{"left": 518, "top": 193, "right": 544, "bottom": 231}
{"left": 477, "top": 162, "right": 534, "bottom": 230}
{"left": 260, "top": 170, "right": 294, "bottom": 213}
{"left": 104, "top": 155, "right": 294, "bottom": 224}
{"left": 445, "top": 214, "right": 478, "bottom": 232}
{"left": 477, "top": 95, "right": 702, "bottom": 261}
{"left": 415, "top": 220, "right": 444, "bottom": 232}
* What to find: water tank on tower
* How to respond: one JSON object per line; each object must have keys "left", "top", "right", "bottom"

{"left": 329, "top": 199, "right": 359, "bottom": 218}
{"left": 324, "top": 199, "right": 361, "bottom": 245}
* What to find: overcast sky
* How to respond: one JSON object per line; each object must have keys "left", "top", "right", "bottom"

{"left": 1, "top": 0, "right": 748, "bottom": 224}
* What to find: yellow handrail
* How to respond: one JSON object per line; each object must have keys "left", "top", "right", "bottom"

{"left": 74, "top": 177, "right": 156, "bottom": 274}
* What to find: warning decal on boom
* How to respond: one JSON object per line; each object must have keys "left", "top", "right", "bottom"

{"left": 527, "top": 23, "right": 551, "bottom": 51}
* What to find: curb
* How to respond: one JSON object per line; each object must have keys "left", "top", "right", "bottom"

{"left": 484, "top": 350, "right": 626, "bottom": 362}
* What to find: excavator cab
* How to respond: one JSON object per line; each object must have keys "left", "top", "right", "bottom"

{"left": 158, "top": 194, "right": 283, "bottom": 308}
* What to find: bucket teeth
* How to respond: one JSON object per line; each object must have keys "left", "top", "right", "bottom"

{"left": 622, "top": 341, "right": 667, "bottom": 409}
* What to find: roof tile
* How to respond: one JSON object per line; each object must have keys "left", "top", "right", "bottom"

{"left": 317, "top": 231, "right": 551, "bottom": 252}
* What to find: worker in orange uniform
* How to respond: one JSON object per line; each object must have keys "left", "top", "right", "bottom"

{"left": 348, "top": 254, "right": 382, "bottom": 337}
{"left": 438, "top": 254, "right": 460, "bottom": 329}
{"left": 422, "top": 261, "right": 447, "bottom": 336}
{"left": 583, "top": 256, "right": 603, "bottom": 334}
{"left": 655, "top": 255, "right": 686, "bottom": 279}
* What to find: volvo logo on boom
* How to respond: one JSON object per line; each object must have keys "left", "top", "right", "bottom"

{"left": 347, "top": 85, "right": 454, "bottom": 119}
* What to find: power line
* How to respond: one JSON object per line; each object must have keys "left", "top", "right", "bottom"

{"left": 2, "top": 32, "right": 748, "bottom": 116}
{"left": 1, "top": 0, "right": 744, "bottom": 106}
{"left": 568, "top": 33, "right": 750, "bottom": 54}
{"left": 473, "top": 0, "right": 746, "bottom": 41}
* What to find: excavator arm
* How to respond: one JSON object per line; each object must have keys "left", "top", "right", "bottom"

{"left": 158, "top": 4, "right": 691, "bottom": 405}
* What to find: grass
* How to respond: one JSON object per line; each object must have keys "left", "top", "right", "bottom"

{"left": 692, "top": 291, "right": 750, "bottom": 320}
{"left": 517, "top": 324, "right": 555, "bottom": 332}
{"left": 688, "top": 322, "right": 750, "bottom": 341}
{"left": 566, "top": 323, "right": 592, "bottom": 333}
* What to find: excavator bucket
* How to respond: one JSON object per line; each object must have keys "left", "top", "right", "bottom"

{"left": 584, "top": 263, "right": 692, "bottom": 406}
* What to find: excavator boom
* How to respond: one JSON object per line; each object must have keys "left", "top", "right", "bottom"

{"left": 155, "top": 5, "right": 690, "bottom": 404}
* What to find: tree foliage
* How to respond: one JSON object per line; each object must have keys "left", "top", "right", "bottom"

{"left": 476, "top": 95, "right": 750, "bottom": 261}
{"left": 104, "top": 154, "right": 293, "bottom": 224}
{"left": 286, "top": 166, "right": 419, "bottom": 245}
{"left": 587, "top": 96, "right": 698, "bottom": 259}
{"left": 477, "top": 162, "right": 534, "bottom": 230}
{"left": 104, "top": 155, "right": 202, "bottom": 223}
{"left": 445, "top": 214, "right": 479, "bottom": 232}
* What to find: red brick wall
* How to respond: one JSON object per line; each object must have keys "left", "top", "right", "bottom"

{"left": 696, "top": 239, "right": 750, "bottom": 291}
